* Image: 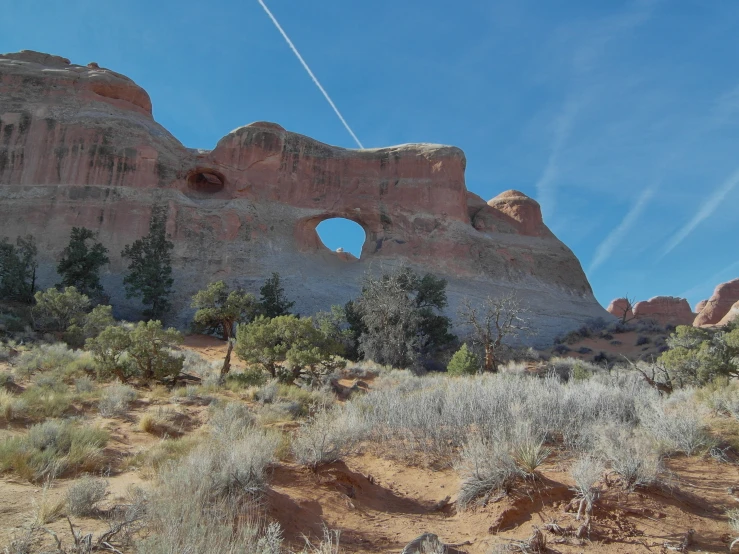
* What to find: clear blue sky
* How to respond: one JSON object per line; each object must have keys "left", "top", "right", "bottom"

{"left": 4, "top": 0, "right": 739, "bottom": 309}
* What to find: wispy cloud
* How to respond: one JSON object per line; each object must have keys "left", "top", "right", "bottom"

{"left": 535, "top": 98, "right": 578, "bottom": 221}
{"left": 535, "top": 0, "right": 659, "bottom": 222}
{"left": 588, "top": 184, "right": 657, "bottom": 274}
{"left": 661, "top": 166, "right": 739, "bottom": 258}
{"left": 256, "top": 0, "right": 364, "bottom": 148}
{"left": 680, "top": 259, "right": 739, "bottom": 300}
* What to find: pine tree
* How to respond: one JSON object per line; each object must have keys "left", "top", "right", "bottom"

{"left": 121, "top": 205, "right": 174, "bottom": 320}
{"left": 0, "top": 235, "right": 37, "bottom": 303}
{"left": 258, "top": 272, "right": 294, "bottom": 318}
{"left": 57, "top": 227, "right": 109, "bottom": 297}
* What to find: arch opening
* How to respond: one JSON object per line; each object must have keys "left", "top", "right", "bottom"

{"left": 316, "top": 218, "right": 367, "bottom": 261}
{"left": 187, "top": 168, "right": 225, "bottom": 192}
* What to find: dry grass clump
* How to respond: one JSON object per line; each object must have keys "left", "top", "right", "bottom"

{"left": 0, "top": 419, "right": 109, "bottom": 482}
{"left": 99, "top": 382, "right": 136, "bottom": 417}
{"left": 66, "top": 475, "right": 108, "bottom": 516}
{"left": 456, "top": 435, "right": 519, "bottom": 509}
{"left": 596, "top": 424, "right": 662, "bottom": 490}
{"left": 292, "top": 405, "right": 369, "bottom": 469}
{"left": 138, "top": 407, "right": 186, "bottom": 437}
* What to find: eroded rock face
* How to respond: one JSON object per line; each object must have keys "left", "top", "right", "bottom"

{"left": 0, "top": 51, "right": 609, "bottom": 344}
{"left": 694, "top": 279, "right": 739, "bottom": 326}
{"left": 718, "top": 300, "right": 739, "bottom": 326}
{"left": 632, "top": 296, "right": 695, "bottom": 327}
{"left": 695, "top": 300, "right": 709, "bottom": 314}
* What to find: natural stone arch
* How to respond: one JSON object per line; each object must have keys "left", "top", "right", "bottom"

{"left": 295, "top": 212, "right": 379, "bottom": 261}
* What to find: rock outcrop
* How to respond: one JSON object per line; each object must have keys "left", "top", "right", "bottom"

{"left": 0, "top": 50, "right": 609, "bottom": 344}
{"left": 606, "top": 298, "right": 633, "bottom": 322}
{"left": 718, "top": 300, "right": 739, "bottom": 326}
{"left": 694, "top": 278, "right": 739, "bottom": 326}
{"left": 695, "top": 300, "right": 709, "bottom": 314}
{"left": 632, "top": 296, "right": 695, "bottom": 327}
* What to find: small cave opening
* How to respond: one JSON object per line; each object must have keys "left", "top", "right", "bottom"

{"left": 316, "top": 218, "right": 367, "bottom": 261}
{"left": 187, "top": 168, "right": 225, "bottom": 192}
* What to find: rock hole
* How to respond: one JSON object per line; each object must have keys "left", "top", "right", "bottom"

{"left": 187, "top": 168, "right": 225, "bottom": 192}
{"left": 316, "top": 218, "right": 366, "bottom": 260}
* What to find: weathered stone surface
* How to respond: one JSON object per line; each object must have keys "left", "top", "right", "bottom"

{"left": 632, "top": 296, "right": 695, "bottom": 327}
{"left": 607, "top": 298, "right": 634, "bottom": 322}
{"left": 0, "top": 51, "right": 609, "bottom": 344}
{"left": 695, "top": 299, "right": 708, "bottom": 314}
{"left": 694, "top": 279, "right": 739, "bottom": 326}
{"left": 718, "top": 300, "right": 739, "bottom": 326}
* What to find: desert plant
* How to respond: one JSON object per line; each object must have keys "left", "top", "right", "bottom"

{"left": 350, "top": 267, "right": 453, "bottom": 369}
{"left": 258, "top": 272, "right": 295, "bottom": 318}
{"left": 0, "top": 419, "right": 109, "bottom": 481}
{"left": 208, "top": 401, "right": 256, "bottom": 440}
{"left": 0, "top": 235, "right": 37, "bottom": 303}
{"left": 56, "top": 226, "right": 109, "bottom": 297}
{"left": 456, "top": 434, "right": 519, "bottom": 509}
{"left": 74, "top": 375, "right": 95, "bottom": 393}
{"left": 66, "top": 475, "right": 108, "bottom": 516}
{"left": 458, "top": 293, "right": 529, "bottom": 372}
{"left": 192, "top": 280, "right": 259, "bottom": 340}
{"left": 121, "top": 205, "right": 174, "bottom": 320}
{"left": 447, "top": 343, "right": 479, "bottom": 376}
{"left": 32, "top": 286, "right": 91, "bottom": 334}
{"left": 13, "top": 342, "right": 80, "bottom": 378}
{"left": 596, "top": 424, "right": 662, "bottom": 489}
{"left": 292, "top": 406, "right": 368, "bottom": 468}
{"left": 570, "top": 455, "right": 604, "bottom": 521}
{"left": 510, "top": 424, "right": 551, "bottom": 477}
{"left": 99, "top": 383, "right": 137, "bottom": 417}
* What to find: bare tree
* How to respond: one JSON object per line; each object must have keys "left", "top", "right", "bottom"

{"left": 616, "top": 295, "right": 637, "bottom": 325}
{"left": 458, "top": 293, "right": 530, "bottom": 372}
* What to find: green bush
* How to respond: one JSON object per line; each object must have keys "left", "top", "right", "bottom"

{"left": 191, "top": 281, "right": 258, "bottom": 340}
{"left": 447, "top": 344, "right": 479, "bottom": 376}
{"left": 0, "top": 419, "right": 109, "bottom": 481}
{"left": 87, "top": 321, "right": 183, "bottom": 383}
{"left": 32, "top": 286, "right": 90, "bottom": 334}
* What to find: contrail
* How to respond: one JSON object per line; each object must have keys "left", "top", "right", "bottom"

{"left": 588, "top": 185, "right": 656, "bottom": 274}
{"left": 661, "top": 166, "right": 739, "bottom": 257}
{"left": 256, "top": 0, "right": 364, "bottom": 149}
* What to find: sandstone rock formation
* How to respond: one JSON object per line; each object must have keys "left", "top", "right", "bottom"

{"left": 632, "top": 296, "right": 695, "bottom": 327}
{"left": 0, "top": 50, "right": 609, "bottom": 344}
{"left": 695, "top": 299, "right": 708, "bottom": 314}
{"left": 718, "top": 300, "right": 739, "bottom": 326}
{"left": 606, "top": 298, "right": 633, "bottom": 322}
{"left": 694, "top": 278, "right": 739, "bottom": 326}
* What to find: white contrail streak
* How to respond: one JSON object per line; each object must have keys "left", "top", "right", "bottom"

{"left": 256, "top": 0, "right": 364, "bottom": 149}
{"left": 588, "top": 185, "right": 656, "bottom": 274}
{"left": 661, "top": 166, "right": 739, "bottom": 257}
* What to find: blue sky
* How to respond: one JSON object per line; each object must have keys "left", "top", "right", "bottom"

{"left": 4, "top": 0, "right": 739, "bottom": 309}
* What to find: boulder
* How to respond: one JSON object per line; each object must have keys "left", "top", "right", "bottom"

{"left": 0, "top": 50, "right": 609, "bottom": 344}
{"left": 694, "top": 278, "right": 739, "bottom": 326}
{"left": 632, "top": 296, "right": 695, "bottom": 327}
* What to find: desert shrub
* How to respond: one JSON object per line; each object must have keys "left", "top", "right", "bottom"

{"left": 191, "top": 280, "right": 258, "bottom": 340}
{"left": 13, "top": 343, "right": 80, "bottom": 378}
{"left": 66, "top": 475, "right": 108, "bottom": 516}
{"left": 99, "top": 383, "right": 137, "bottom": 417}
{"left": 456, "top": 435, "right": 519, "bottom": 509}
{"left": 595, "top": 424, "right": 661, "bottom": 489}
{"left": 226, "top": 368, "right": 268, "bottom": 389}
{"left": 570, "top": 454, "right": 604, "bottom": 502}
{"left": 551, "top": 343, "right": 570, "bottom": 354}
{"left": 636, "top": 335, "right": 650, "bottom": 346}
{"left": 0, "top": 389, "right": 24, "bottom": 421}
{"left": 634, "top": 319, "right": 663, "bottom": 333}
{"left": 74, "top": 375, "right": 95, "bottom": 393}
{"left": 32, "top": 286, "right": 91, "bottom": 334}
{"left": 571, "top": 361, "right": 593, "bottom": 381}
{"left": 292, "top": 406, "right": 368, "bottom": 468}
{"left": 126, "top": 436, "right": 199, "bottom": 474}
{"left": 509, "top": 423, "right": 551, "bottom": 476}
{"left": 208, "top": 401, "right": 256, "bottom": 440}
{"left": 0, "top": 419, "right": 108, "bottom": 481}
{"left": 447, "top": 343, "right": 479, "bottom": 376}
{"left": 578, "top": 347, "right": 592, "bottom": 354}
{"left": 256, "top": 380, "right": 279, "bottom": 403}
{"left": 639, "top": 399, "right": 711, "bottom": 456}
{"left": 87, "top": 321, "right": 183, "bottom": 383}
{"left": 19, "top": 385, "right": 73, "bottom": 419}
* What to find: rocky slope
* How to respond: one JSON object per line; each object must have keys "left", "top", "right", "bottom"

{"left": 0, "top": 50, "right": 608, "bottom": 344}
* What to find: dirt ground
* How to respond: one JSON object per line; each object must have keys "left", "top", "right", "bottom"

{"left": 2, "top": 336, "right": 738, "bottom": 553}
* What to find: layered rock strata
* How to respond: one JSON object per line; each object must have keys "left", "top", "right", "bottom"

{"left": 0, "top": 50, "right": 609, "bottom": 344}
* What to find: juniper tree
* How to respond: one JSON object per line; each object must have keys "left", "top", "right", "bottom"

{"left": 0, "top": 235, "right": 37, "bottom": 303}
{"left": 121, "top": 206, "right": 174, "bottom": 320}
{"left": 57, "top": 227, "right": 109, "bottom": 297}
{"left": 258, "top": 272, "right": 294, "bottom": 318}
